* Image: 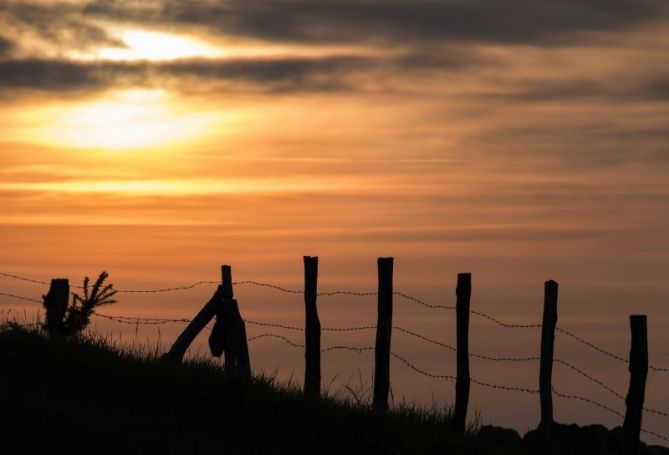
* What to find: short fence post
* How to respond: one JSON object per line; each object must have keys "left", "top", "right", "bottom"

{"left": 539, "top": 280, "right": 559, "bottom": 432}
{"left": 221, "top": 265, "right": 251, "bottom": 378}
{"left": 373, "top": 257, "right": 394, "bottom": 411}
{"left": 303, "top": 256, "right": 321, "bottom": 400}
{"left": 453, "top": 273, "right": 471, "bottom": 432}
{"left": 623, "top": 315, "right": 648, "bottom": 453}
{"left": 43, "top": 278, "right": 69, "bottom": 337}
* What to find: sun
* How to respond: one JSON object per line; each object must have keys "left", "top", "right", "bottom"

{"left": 32, "top": 89, "right": 219, "bottom": 151}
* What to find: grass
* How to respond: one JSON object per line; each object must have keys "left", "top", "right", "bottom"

{"left": 0, "top": 322, "right": 525, "bottom": 454}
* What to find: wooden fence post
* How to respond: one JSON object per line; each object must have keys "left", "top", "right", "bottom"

{"left": 539, "top": 280, "right": 559, "bottom": 431}
{"left": 453, "top": 272, "right": 471, "bottom": 432}
{"left": 373, "top": 257, "right": 394, "bottom": 410}
{"left": 304, "top": 256, "right": 321, "bottom": 399}
{"left": 164, "top": 285, "right": 223, "bottom": 361}
{"left": 222, "top": 265, "right": 233, "bottom": 300}
{"left": 208, "top": 269, "right": 227, "bottom": 357}
{"left": 43, "top": 278, "right": 69, "bottom": 337}
{"left": 221, "top": 265, "right": 251, "bottom": 378}
{"left": 623, "top": 315, "right": 648, "bottom": 453}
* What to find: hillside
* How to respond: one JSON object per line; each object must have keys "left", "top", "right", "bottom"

{"left": 0, "top": 325, "right": 514, "bottom": 455}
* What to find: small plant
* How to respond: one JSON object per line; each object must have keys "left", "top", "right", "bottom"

{"left": 64, "top": 271, "right": 117, "bottom": 336}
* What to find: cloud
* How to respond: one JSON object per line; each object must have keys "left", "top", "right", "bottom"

{"left": 0, "top": 59, "right": 123, "bottom": 91}
{"left": 0, "top": 50, "right": 492, "bottom": 95}
{"left": 82, "top": 0, "right": 667, "bottom": 46}
{"left": 0, "top": 36, "right": 13, "bottom": 56}
{"left": 0, "top": 2, "right": 123, "bottom": 54}
{"left": 488, "top": 78, "right": 669, "bottom": 102}
{"left": 0, "top": 56, "right": 367, "bottom": 93}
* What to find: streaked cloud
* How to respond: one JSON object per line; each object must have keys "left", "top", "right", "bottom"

{"left": 81, "top": 0, "right": 666, "bottom": 45}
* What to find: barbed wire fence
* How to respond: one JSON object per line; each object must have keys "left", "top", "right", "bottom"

{"left": 1, "top": 271, "right": 668, "bottom": 443}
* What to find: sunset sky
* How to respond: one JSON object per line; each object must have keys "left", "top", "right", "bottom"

{"left": 1, "top": 0, "right": 669, "bottom": 442}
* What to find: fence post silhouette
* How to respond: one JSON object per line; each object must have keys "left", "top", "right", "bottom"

{"left": 453, "top": 272, "right": 471, "bottom": 433}
{"left": 43, "top": 278, "right": 69, "bottom": 337}
{"left": 623, "top": 315, "right": 648, "bottom": 453}
{"left": 303, "top": 256, "right": 321, "bottom": 399}
{"left": 165, "top": 284, "right": 223, "bottom": 361}
{"left": 220, "top": 265, "right": 251, "bottom": 378}
{"left": 208, "top": 268, "right": 227, "bottom": 357}
{"left": 539, "top": 280, "right": 559, "bottom": 432}
{"left": 374, "top": 257, "right": 394, "bottom": 411}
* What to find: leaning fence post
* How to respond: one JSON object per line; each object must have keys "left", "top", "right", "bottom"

{"left": 453, "top": 273, "right": 471, "bottom": 432}
{"left": 164, "top": 284, "right": 223, "bottom": 362}
{"left": 43, "top": 278, "right": 69, "bottom": 337}
{"left": 623, "top": 315, "right": 648, "bottom": 453}
{"left": 221, "top": 265, "right": 251, "bottom": 378}
{"left": 373, "top": 257, "right": 394, "bottom": 411}
{"left": 304, "top": 256, "right": 321, "bottom": 399}
{"left": 539, "top": 280, "right": 559, "bottom": 432}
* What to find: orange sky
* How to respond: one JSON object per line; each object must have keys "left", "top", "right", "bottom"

{"left": 1, "top": 0, "right": 669, "bottom": 443}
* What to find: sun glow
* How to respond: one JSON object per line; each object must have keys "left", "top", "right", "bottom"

{"left": 98, "top": 29, "right": 224, "bottom": 61}
{"left": 32, "top": 89, "right": 219, "bottom": 151}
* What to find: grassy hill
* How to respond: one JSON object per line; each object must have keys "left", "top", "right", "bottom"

{"left": 0, "top": 324, "right": 520, "bottom": 455}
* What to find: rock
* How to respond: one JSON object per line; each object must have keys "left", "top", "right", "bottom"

{"left": 645, "top": 446, "right": 669, "bottom": 455}
{"left": 478, "top": 425, "right": 522, "bottom": 447}
{"left": 478, "top": 421, "right": 669, "bottom": 455}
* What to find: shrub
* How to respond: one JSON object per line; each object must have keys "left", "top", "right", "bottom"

{"left": 64, "top": 271, "right": 117, "bottom": 336}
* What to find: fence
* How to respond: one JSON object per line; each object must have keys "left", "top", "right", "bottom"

{"left": 1, "top": 261, "right": 669, "bottom": 450}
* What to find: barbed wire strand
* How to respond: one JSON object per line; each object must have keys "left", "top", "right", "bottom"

{"left": 551, "top": 388, "right": 669, "bottom": 441}
{"left": 322, "top": 345, "right": 375, "bottom": 354}
{"left": 552, "top": 386, "right": 624, "bottom": 418}
{"left": 392, "top": 292, "right": 455, "bottom": 309}
{"left": 248, "top": 333, "right": 304, "bottom": 348}
{"left": 642, "top": 428, "right": 669, "bottom": 444}
{"left": 0, "top": 272, "right": 51, "bottom": 286}
{"left": 0, "top": 292, "right": 41, "bottom": 304}
{"left": 95, "top": 314, "right": 191, "bottom": 325}
{"left": 247, "top": 333, "right": 374, "bottom": 354}
{"left": 117, "top": 281, "right": 220, "bottom": 293}
{"left": 236, "top": 281, "right": 302, "bottom": 294}
{"left": 556, "top": 327, "right": 628, "bottom": 364}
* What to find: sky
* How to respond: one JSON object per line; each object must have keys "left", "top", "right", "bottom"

{"left": 1, "top": 0, "right": 669, "bottom": 443}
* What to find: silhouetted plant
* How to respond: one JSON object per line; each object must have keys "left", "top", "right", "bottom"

{"left": 64, "top": 271, "right": 117, "bottom": 336}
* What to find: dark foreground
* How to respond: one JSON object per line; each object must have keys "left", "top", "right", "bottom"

{"left": 0, "top": 326, "right": 505, "bottom": 455}
{"left": 0, "top": 326, "right": 667, "bottom": 455}
{"left": 1, "top": 359, "right": 354, "bottom": 455}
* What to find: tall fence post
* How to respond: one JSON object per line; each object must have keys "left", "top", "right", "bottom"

{"left": 43, "top": 278, "right": 69, "bottom": 337}
{"left": 374, "top": 257, "right": 394, "bottom": 411}
{"left": 303, "top": 256, "right": 321, "bottom": 400}
{"left": 453, "top": 272, "right": 471, "bottom": 432}
{"left": 208, "top": 269, "right": 227, "bottom": 357}
{"left": 221, "top": 265, "right": 251, "bottom": 378}
{"left": 539, "top": 280, "right": 559, "bottom": 432}
{"left": 623, "top": 315, "right": 648, "bottom": 453}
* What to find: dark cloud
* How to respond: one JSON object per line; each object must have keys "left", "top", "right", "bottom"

{"left": 479, "top": 77, "right": 669, "bottom": 103}
{"left": 0, "top": 2, "right": 123, "bottom": 52}
{"left": 2, "top": 53, "right": 666, "bottom": 104}
{"left": 0, "top": 59, "right": 131, "bottom": 92}
{"left": 642, "top": 79, "right": 669, "bottom": 101}
{"left": 0, "top": 56, "right": 373, "bottom": 94}
{"left": 83, "top": 0, "right": 667, "bottom": 46}
{"left": 0, "top": 47, "right": 492, "bottom": 95}
{"left": 0, "top": 36, "right": 13, "bottom": 57}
